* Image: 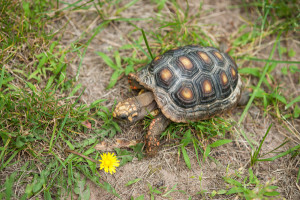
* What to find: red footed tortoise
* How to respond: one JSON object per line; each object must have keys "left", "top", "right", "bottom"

{"left": 113, "top": 45, "right": 249, "bottom": 156}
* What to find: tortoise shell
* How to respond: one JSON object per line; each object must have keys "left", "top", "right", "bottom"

{"left": 129, "top": 45, "right": 242, "bottom": 123}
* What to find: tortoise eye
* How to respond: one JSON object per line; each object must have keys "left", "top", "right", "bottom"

{"left": 119, "top": 114, "right": 127, "bottom": 120}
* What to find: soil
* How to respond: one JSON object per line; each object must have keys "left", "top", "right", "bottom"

{"left": 54, "top": 0, "right": 300, "bottom": 199}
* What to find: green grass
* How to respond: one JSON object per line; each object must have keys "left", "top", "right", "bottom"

{"left": 221, "top": 168, "right": 280, "bottom": 199}
{"left": 1, "top": 0, "right": 299, "bottom": 199}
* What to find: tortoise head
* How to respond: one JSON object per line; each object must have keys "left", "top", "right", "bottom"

{"left": 113, "top": 98, "right": 139, "bottom": 122}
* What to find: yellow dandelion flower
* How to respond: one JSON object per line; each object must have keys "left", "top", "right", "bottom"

{"left": 99, "top": 152, "right": 120, "bottom": 174}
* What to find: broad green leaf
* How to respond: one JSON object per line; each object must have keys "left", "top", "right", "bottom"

{"left": 239, "top": 67, "right": 261, "bottom": 77}
{"left": 111, "top": 121, "right": 121, "bottom": 133}
{"left": 181, "top": 146, "right": 191, "bottom": 169}
{"left": 281, "top": 66, "right": 288, "bottom": 75}
{"left": 226, "top": 186, "right": 243, "bottom": 195}
{"left": 270, "top": 93, "right": 287, "bottom": 104}
{"left": 36, "top": 53, "right": 48, "bottom": 70}
{"left": 26, "top": 81, "right": 37, "bottom": 92}
{"left": 96, "top": 52, "right": 117, "bottom": 69}
{"left": 25, "top": 184, "right": 33, "bottom": 198}
{"left": 266, "top": 185, "right": 278, "bottom": 190}
{"left": 78, "top": 138, "right": 97, "bottom": 148}
{"left": 224, "top": 178, "right": 243, "bottom": 187}
{"left": 203, "top": 145, "right": 210, "bottom": 162}
{"left": 106, "top": 70, "right": 123, "bottom": 89}
{"left": 44, "top": 189, "right": 52, "bottom": 200}
{"left": 248, "top": 168, "right": 255, "bottom": 183}
{"left": 289, "top": 65, "right": 300, "bottom": 73}
{"left": 217, "top": 189, "right": 227, "bottom": 194}
{"left": 115, "top": 148, "right": 133, "bottom": 166}
{"left": 82, "top": 185, "right": 90, "bottom": 200}
{"left": 69, "top": 83, "right": 82, "bottom": 97}
{"left": 33, "top": 179, "right": 43, "bottom": 193}
{"left": 125, "top": 64, "right": 135, "bottom": 75}
{"left": 152, "top": 188, "right": 163, "bottom": 194}
{"left": 162, "top": 184, "right": 177, "bottom": 197}
{"left": 264, "top": 191, "right": 280, "bottom": 196}
{"left": 114, "top": 51, "right": 121, "bottom": 68}
{"left": 125, "top": 178, "right": 142, "bottom": 186}
{"left": 294, "top": 105, "right": 300, "bottom": 118}
{"left": 5, "top": 172, "right": 17, "bottom": 200}
{"left": 209, "top": 139, "right": 232, "bottom": 148}
{"left": 90, "top": 99, "right": 107, "bottom": 108}
{"left": 285, "top": 96, "right": 300, "bottom": 109}
{"left": 131, "top": 143, "right": 144, "bottom": 160}
{"left": 134, "top": 195, "right": 144, "bottom": 200}
{"left": 181, "top": 129, "right": 192, "bottom": 147}
{"left": 288, "top": 49, "right": 296, "bottom": 57}
{"left": 210, "top": 190, "right": 216, "bottom": 197}
{"left": 45, "top": 76, "right": 55, "bottom": 90}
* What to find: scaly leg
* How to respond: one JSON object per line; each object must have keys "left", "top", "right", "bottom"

{"left": 113, "top": 92, "right": 156, "bottom": 123}
{"left": 238, "top": 89, "right": 252, "bottom": 106}
{"left": 145, "top": 112, "right": 170, "bottom": 157}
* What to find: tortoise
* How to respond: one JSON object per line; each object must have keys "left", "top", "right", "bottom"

{"left": 113, "top": 45, "right": 249, "bottom": 156}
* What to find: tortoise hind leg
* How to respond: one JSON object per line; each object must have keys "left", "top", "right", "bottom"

{"left": 145, "top": 112, "right": 170, "bottom": 157}
{"left": 238, "top": 89, "right": 252, "bottom": 106}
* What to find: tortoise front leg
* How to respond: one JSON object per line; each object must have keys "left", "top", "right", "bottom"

{"left": 145, "top": 112, "right": 170, "bottom": 157}
{"left": 113, "top": 92, "right": 156, "bottom": 123}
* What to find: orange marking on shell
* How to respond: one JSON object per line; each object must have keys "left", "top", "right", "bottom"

{"left": 179, "top": 56, "right": 193, "bottom": 70}
{"left": 198, "top": 52, "right": 211, "bottom": 64}
{"left": 180, "top": 87, "right": 194, "bottom": 100}
{"left": 221, "top": 72, "right": 228, "bottom": 85}
{"left": 160, "top": 68, "right": 173, "bottom": 82}
{"left": 214, "top": 51, "right": 223, "bottom": 61}
{"left": 203, "top": 80, "right": 212, "bottom": 93}
{"left": 231, "top": 67, "right": 236, "bottom": 78}
{"left": 154, "top": 55, "right": 161, "bottom": 62}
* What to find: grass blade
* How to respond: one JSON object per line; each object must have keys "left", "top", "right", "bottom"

{"left": 238, "top": 33, "right": 281, "bottom": 125}
{"left": 76, "top": 21, "right": 110, "bottom": 81}
{"left": 258, "top": 144, "right": 300, "bottom": 162}
{"left": 0, "top": 65, "right": 5, "bottom": 89}
{"left": 141, "top": 29, "right": 153, "bottom": 59}
{"left": 181, "top": 146, "right": 191, "bottom": 169}
{"left": 209, "top": 139, "right": 232, "bottom": 148}
{"left": 245, "top": 57, "right": 300, "bottom": 64}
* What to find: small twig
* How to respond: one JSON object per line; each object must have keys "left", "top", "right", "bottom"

{"left": 64, "top": 149, "right": 98, "bottom": 163}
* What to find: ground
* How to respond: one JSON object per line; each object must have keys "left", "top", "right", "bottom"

{"left": 0, "top": 0, "right": 299, "bottom": 199}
